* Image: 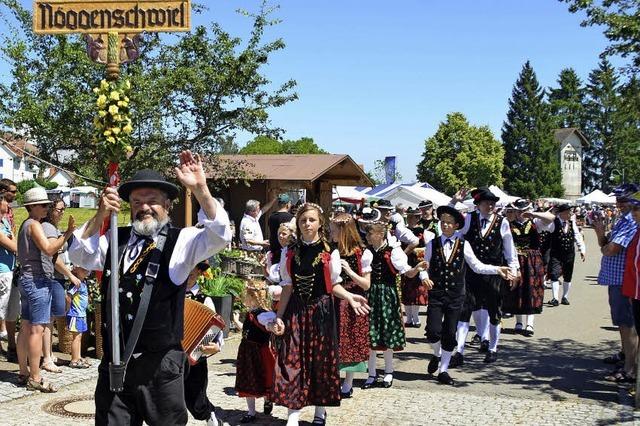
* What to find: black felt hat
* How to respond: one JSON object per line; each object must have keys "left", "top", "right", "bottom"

{"left": 470, "top": 187, "right": 500, "bottom": 204}
{"left": 358, "top": 207, "right": 382, "bottom": 222}
{"left": 436, "top": 205, "right": 464, "bottom": 228}
{"left": 373, "top": 199, "right": 393, "bottom": 210}
{"left": 406, "top": 207, "right": 422, "bottom": 216}
{"left": 418, "top": 200, "right": 433, "bottom": 209}
{"left": 506, "top": 198, "right": 532, "bottom": 211}
{"left": 118, "top": 169, "right": 180, "bottom": 201}
{"left": 554, "top": 203, "right": 572, "bottom": 213}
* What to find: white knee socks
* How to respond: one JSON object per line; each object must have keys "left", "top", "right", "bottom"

{"left": 383, "top": 349, "right": 394, "bottom": 375}
{"left": 489, "top": 323, "right": 501, "bottom": 353}
{"left": 563, "top": 282, "right": 571, "bottom": 299}
{"left": 456, "top": 321, "right": 470, "bottom": 355}
{"left": 473, "top": 309, "right": 489, "bottom": 340}
{"left": 314, "top": 406, "right": 326, "bottom": 421}
{"left": 342, "top": 372, "right": 354, "bottom": 393}
{"left": 246, "top": 397, "right": 256, "bottom": 416}
{"left": 526, "top": 315, "right": 535, "bottom": 328}
{"left": 440, "top": 350, "right": 452, "bottom": 373}
{"left": 552, "top": 281, "right": 560, "bottom": 300}
{"left": 287, "top": 409, "right": 301, "bottom": 426}
{"left": 515, "top": 315, "right": 524, "bottom": 329}
{"left": 430, "top": 341, "right": 442, "bottom": 357}
{"left": 368, "top": 350, "right": 377, "bottom": 377}
{"left": 405, "top": 305, "right": 420, "bottom": 324}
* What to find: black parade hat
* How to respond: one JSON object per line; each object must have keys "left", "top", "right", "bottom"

{"left": 506, "top": 198, "right": 532, "bottom": 211}
{"left": 418, "top": 200, "right": 433, "bottom": 209}
{"left": 373, "top": 199, "right": 393, "bottom": 210}
{"left": 436, "top": 205, "right": 464, "bottom": 228}
{"left": 554, "top": 204, "right": 572, "bottom": 213}
{"left": 406, "top": 207, "right": 422, "bottom": 216}
{"left": 118, "top": 169, "right": 181, "bottom": 201}
{"left": 470, "top": 187, "right": 500, "bottom": 204}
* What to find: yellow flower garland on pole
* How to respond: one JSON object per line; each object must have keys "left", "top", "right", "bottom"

{"left": 92, "top": 78, "right": 133, "bottom": 162}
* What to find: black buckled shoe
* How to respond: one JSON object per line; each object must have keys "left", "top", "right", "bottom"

{"left": 240, "top": 414, "right": 256, "bottom": 423}
{"left": 479, "top": 340, "right": 489, "bottom": 353}
{"left": 549, "top": 298, "right": 560, "bottom": 307}
{"left": 522, "top": 325, "right": 534, "bottom": 337}
{"left": 484, "top": 351, "right": 498, "bottom": 363}
{"left": 382, "top": 375, "right": 393, "bottom": 388}
{"left": 470, "top": 334, "right": 481, "bottom": 345}
{"left": 428, "top": 355, "right": 440, "bottom": 375}
{"left": 312, "top": 414, "right": 327, "bottom": 425}
{"left": 449, "top": 352, "right": 464, "bottom": 368}
{"left": 361, "top": 376, "right": 377, "bottom": 389}
{"left": 561, "top": 297, "right": 570, "bottom": 305}
{"left": 437, "top": 371, "right": 455, "bottom": 385}
{"left": 340, "top": 388, "right": 353, "bottom": 398}
{"left": 263, "top": 399, "right": 273, "bottom": 415}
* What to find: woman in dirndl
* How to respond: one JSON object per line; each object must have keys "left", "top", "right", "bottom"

{"left": 502, "top": 199, "right": 545, "bottom": 336}
{"left": 271, "top": 203, "right": 369, "bottom": 426}
{"left": 329, "top": 212, "right": 372, "bottom": 399}
{"left": 361, "top": 221, "right": 426, "bottom": 390}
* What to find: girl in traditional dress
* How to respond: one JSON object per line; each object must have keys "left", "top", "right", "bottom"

{"left": 329, "top": 213, "right": 372, "bottom": 399}
{"left": 271, "top": 203, "right": 369, "bottom": 426}
{"left": 502, "top": 199, "right": 546, "bottom": 336}
{"left": 233, "top": 281, "right": 277, "bottom": 424}
{"left": 265, "top": 221, "right": 295, "bottom": 284}
{"left": 402, "top": 207, "right": 435, "bottom": 327}
{"left": 362, "top": 222, "right": 426, "bottom": 389}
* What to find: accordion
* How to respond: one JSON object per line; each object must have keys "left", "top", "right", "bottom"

{"left": 182, "top": 298, "right": 226, "bottom": 365}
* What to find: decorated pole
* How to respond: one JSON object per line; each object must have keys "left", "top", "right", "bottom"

{"left": 33, "top": 0, "right": 192, "bottom": 391}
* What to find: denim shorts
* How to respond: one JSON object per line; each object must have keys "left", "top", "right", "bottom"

{"left": 50, "top": 278, "right": 67, "bottom": 317}
{"left": 19, "top": 275, "right": 53, "bottom": 325}
{"left": 608, "top": 285, "right": 635, "bottom": 328}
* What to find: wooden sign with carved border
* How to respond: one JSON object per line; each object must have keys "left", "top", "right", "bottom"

{"left": 33, "top": 0, "right": 191, "bottom": 34}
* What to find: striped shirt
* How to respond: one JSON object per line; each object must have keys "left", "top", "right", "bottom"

{"left": 598, "top": 212, "right": 638, "bottom": 286}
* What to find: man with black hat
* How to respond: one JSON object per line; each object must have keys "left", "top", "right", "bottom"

{"left": 69, "top": 151, "right": 232, "bottom": 426}
{"left": 418, "top": 200, "right": 440, "bottom": 236}
{"left": 450, "top": 187, "right": 519, "bottom": 363}
{"left": 540, "top": 203, "right": 586, "bottom": 307}
{"left": 420, "top": 205, "right": 512, "bottom": 384}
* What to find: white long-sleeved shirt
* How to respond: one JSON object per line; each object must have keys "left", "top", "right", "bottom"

{"left": 418, "top": 232, "right": 501, "bottom": 280}
{"left": 458, "top": 210, "right": 519, "bottom": 273}
{"left": 536, "top": 217, "right": 586, "bottom": 255}
{"left": 68, "top": 202, "right": 232, "bottom": 286}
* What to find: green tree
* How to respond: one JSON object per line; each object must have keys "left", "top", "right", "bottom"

{"left": 611, "top": 76, "right": 640, "bottom": 185}
{"left": 502, "top": 61, "right": 563, "bottom": 199}
{"left": 0, "top": 1, "right": 297, "bottom": 180}
{"left": 561, "top": 0, "right": 640, "bottom": 73}
{"left": 416, "top": 112, "right": 504, "bottom": 195}
{"left": 239, "top": 135, "right": 327, "bottom": 154}
{"left": 548, "top": 68, "right": 587, "bottom": 129}
{"left": 583, "top": 59, "right": 620, "bottom": 192}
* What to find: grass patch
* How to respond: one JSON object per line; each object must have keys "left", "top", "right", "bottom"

{"left": 13, "top": 207, "right": 131, "bottom": 229}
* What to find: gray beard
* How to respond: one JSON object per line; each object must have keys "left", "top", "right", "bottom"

{"left": 132, "top": 216, "right": 169, "bottom": 236}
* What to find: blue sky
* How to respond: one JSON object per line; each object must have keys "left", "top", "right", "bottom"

{"left": 1, "top": 1, "right": 619, "bottom": 181}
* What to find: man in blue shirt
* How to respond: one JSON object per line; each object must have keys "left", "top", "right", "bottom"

{"left": 594, "top": 184, "right": 639, "bottom": 382}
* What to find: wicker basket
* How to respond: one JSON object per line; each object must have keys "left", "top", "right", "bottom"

{"left": 95, "top": 306, "right": 103, "bottom": 359}
{"left": 56, "top": 317, "right": 73, "bottom": 354}
{"left": 220, "top": 257, "right": 236, "bottom": 274}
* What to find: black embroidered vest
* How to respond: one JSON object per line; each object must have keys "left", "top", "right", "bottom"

{"left": 509, "top": 219, "right": 539, "bottom": 251}
{"left": 369, "top": 245, "right": 397, "bottom": 285}
{"left": 185, "top": 289, "right": 208, "bottom": 305}
{"left": 337, "top": 247, "right": 362, "bottom": 283}
{"left": 419, "top": 218, "right": 440, "bottom": 236}
{"left": 242, "top": 308, "right": 271, "bottom": 345}
{"left": 428, "top": 237, "right": 466, "bottom": 294}
{"left": 550, "top": 217, "right": 575, "bottom": 256}
{"left": 464, "top": 211, "right": 504, "bottom": 266}
{"left": 101, "top": 226, "right": 185, "bottom": 359}
{"left": 290, "top": 240, "right": 332, "bottom": 302}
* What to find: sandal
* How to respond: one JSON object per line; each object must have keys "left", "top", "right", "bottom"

{"left": 26, "top": 377, "right": 58, "bottom": 393}
{"left": 42, "top": 361, "right": 62, "bottom": 373}
{"left": 69, "top": 360, "right": 91, "bottom": 369}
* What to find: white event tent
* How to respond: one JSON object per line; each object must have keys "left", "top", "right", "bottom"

{"left": 576, "top": 189, "right": 616, "bottom": 205}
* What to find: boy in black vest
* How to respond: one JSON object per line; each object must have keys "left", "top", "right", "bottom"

{"left": 68, "top": 151, "right": 232, "bottom": 426}
{"left": 421, "top": 206, "right": 512, "bottom": 385}
{"left": 450, "top": 187, "right": 519, "bottom": 364}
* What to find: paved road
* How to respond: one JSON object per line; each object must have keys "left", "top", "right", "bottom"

{"left": 0, "top": 228, "right": 638, "bottom": 425}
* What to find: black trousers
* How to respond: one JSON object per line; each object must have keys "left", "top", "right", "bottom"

{"left": 425, "top": 290, "right": 464, "bottom": 352}
{"left": 95, "top": 348, "right": 188, "bottom": 426}
{"left": 460, "top": 271, "right": 502, "bottom": 326}
{"left": 548, "top": 253, "right": 575, "bottom": 282}
{"left": 184, "top": 357, "right": 215, "bottom": 420}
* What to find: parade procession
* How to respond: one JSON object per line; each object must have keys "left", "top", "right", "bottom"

{"left": 0, "top": 0, "right": 638, "bottom": 425}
